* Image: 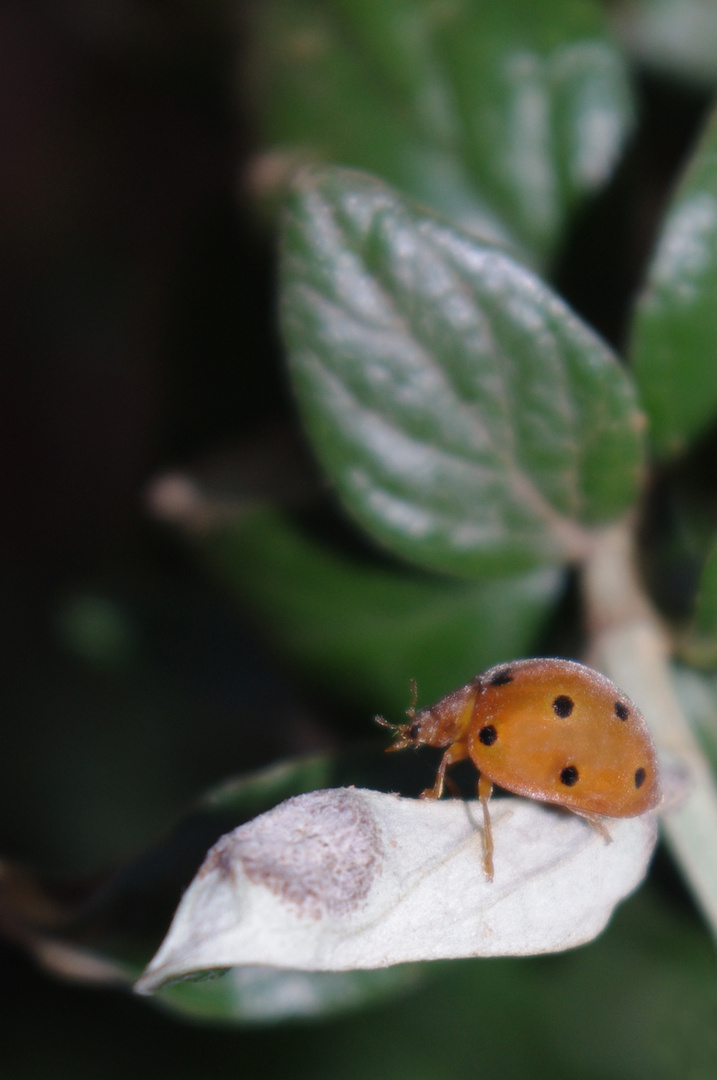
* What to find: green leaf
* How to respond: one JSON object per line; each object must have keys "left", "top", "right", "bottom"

{"left": 246, "top": 0, "right": 634, "bottom": 262}
{"left": 158, "top": 964, "right": 421, "bottom": 1025}
{"left": 281, "top": 167, "right": 646, "bottom": 578}
{"left": 630, "top": 105, "right": 717, "bottom": 459}
{"left": 680, "top": 539, "right": 717, "bottom": 668}
{"left": 208, "top": 509, "right": 562, "bottom": 716}
{"left": 695, "top": 540, "right": 717, "bottom": 638}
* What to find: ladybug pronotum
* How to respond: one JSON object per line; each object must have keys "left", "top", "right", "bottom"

{"left": 377, "top": 658, "right": 661, "bottom": 881}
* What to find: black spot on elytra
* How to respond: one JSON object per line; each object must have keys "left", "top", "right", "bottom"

{"left": 615, "top": 701, "right": 630, "bottom": 721}
{"left": 553, "top": 695, "right": 574, "bottom": 718}
{"left": 635, "top": 767, "right": 646, "bottom": 788}
{"left": 560, "top": 765, "right": 579, "bottom": 786}
{"left": 490, "top": 668, "right": 513, "bottom": 686}
{"left": 479, "top": 725, "right": 497, "bottom": 746}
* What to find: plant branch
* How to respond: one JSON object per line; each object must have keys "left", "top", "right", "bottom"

{"left": 582, "top": 519, "right": 717, "bottom": 942}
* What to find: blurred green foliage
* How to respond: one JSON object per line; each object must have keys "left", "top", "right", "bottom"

{"left": 246, "top": 0, "right": 634, "bottom": 260}
{"left": 631, "top": 106, "right": 717, "bottom": 457}
{"left": 208, "top": 509, "right": 562, "bottom": 715}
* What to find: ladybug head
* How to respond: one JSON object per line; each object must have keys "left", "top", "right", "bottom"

{"left": 374, "top": 712, "right": 425, "bottom": 751}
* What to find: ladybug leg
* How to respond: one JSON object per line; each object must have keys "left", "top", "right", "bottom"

{"left": 573, "top": 810, "right": 612, "bottom": 844}
{"left": 443, "top": 773, "right": 461, "bottom": 798}
{"left": 420, "top": 741, "right": 468, "bottom": 800}
{"left": 477, "top": 774, "right": 495, "bottom": 881}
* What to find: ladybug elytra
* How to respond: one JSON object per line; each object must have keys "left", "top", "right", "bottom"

{"left": 377, "top": 658, "right": 660, "bottom": 880}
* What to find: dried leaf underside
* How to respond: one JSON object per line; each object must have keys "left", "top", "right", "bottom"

{"left": 137, "top": 787, "right": 658, "bottom": 993}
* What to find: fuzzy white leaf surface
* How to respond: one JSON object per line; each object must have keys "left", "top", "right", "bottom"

{"left": 135, "top": 787, "right": 657, "bottom": 994}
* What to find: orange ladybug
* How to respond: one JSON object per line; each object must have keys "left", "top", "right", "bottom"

{"left": 377, "top": 658, "right": 661, "bottom": 881}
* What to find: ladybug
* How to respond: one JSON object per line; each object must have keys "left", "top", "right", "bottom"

{"left": 377, "top": 658, "right": 661, "bottom": 881}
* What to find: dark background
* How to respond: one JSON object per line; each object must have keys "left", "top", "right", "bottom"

{"left": 0, "top": 3, "right": 715, "bottom": 1077}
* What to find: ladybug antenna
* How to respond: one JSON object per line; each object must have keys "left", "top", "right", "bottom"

{"left": 407, "top": 677, "right": 418, "bottom": 718}
{"left": 375, "top": 712, "right": 408, "bottom": 752}
{"left": 374, "top": 677, "right": 418, "bottom": 733}
{"left": 374, "top": 713, "right": 396, "bottom": 732}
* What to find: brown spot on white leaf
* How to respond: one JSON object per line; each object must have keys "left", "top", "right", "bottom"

{"left": 237, "top": 789, "right": 382, "bottom": 918}
{"left": 203, "top": 789, "right": 383, "bottom": 920}
{"left": 198, "top": 842, "right": 236, "bottom": 882}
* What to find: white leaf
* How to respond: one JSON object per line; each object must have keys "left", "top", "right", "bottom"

{"left": 135, "top": 787, "right": 657, "bottom": 994}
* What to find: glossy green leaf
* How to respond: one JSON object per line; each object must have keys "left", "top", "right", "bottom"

{"left": 631, "top": 105, "right": 717, "bottom": 458}
{"left": 208, "top": 509, "right": 562, "bottom": 716}
{"left": 246, "top": 0, "right": 634, "bottom": 261}
{"left": 281, "top": 167, "right": 646, "bottom": 578}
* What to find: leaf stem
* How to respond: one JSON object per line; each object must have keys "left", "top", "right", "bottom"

{"left": 582, "top": 520, "right": 717, "bottom": 942}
